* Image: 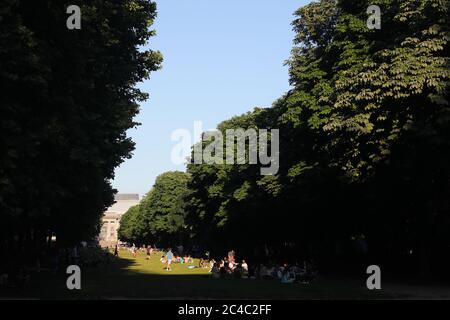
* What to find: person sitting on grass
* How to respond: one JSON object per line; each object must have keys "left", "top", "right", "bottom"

{"left": 299, "top": 259, "right": 319, "bottom": 283}
{"left": 209, "top": 263, "right": 220, "bottom": 279}
{"left": 241, "top": 260, "right": 249, "bottom": 278}
{"left": 228, "top": 249, "right": 235, "bottom": 264}
{"left": 225, "top": 264, "right": 233, "bottom": 277}
{"left": 276, "top": 264, "right": 285, "bottom": 280}
{"left": 268, "top": 265, "right": 276, "bottom": 278}
{"left": 281, "top": 266, "right": 296, "bottom": 284}
{"left": 219, "top": 264, "right": 227, "bottom": 278}
{"left": 227, "top": 259, "right": 234, "bottom": 270}
{"left": 248, "top": 265, "right": 257, "bottom": 279}
{"left": 211, "top": 263, "right": 221, "bottom": 279}
{"left": 290, "top": 262, "right": 304, "bottom": 279}
{"left": 209, "top": 259, "right": 216, "bottom": 272}
{"left": 260, "top": 264, "right": 275, "bottom": 280}
{"left": 232, "top": 265, "right": 242, "bottom": 278}
{"left": 258, "top": 264, "right": 266, "bottom": 278}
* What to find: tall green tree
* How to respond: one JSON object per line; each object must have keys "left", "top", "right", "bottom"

{"left": 183, "top": 0, "right": 450, "bottom": 276}
{"left": 0, "top": 0, "right": 162, "bottom": 267}
{"left": 136, "top": 171, "right": 190, "bottom": 246}
{"left": 118, "top": 205, "right": 140, "bottom": 244}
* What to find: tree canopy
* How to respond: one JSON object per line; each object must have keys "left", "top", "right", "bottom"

{"left": 0, "top": 0, "right": 162, "bottom": 267}
{"left": 119, "top": 171, "right": 190, "bottom": 246}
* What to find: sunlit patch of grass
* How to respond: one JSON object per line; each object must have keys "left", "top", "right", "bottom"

{"left": 114, "top": 249, "right": 210, "bottom": 276}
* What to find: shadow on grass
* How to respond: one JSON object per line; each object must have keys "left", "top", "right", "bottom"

{"left": 0, "top": 255, "right": 389, "bottom": 300}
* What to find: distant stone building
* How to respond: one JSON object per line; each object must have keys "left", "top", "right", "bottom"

{"left": 98, "top": 193, "right": 140, "bottom": 248}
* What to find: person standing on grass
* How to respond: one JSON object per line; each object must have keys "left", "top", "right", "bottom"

{"left": 228, "top": 250, "right": 235, "bottom": 264}
{"left": 241, "top": 260, "right": 249, "bottom": 278}
{"left": 114, "top": 245, "right": 119, "bottom": 257}
{"left": 166, "top": 248, "right": 174, "bottom": 271}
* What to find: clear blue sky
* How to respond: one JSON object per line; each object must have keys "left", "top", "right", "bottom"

{"left": 112, "top": 0, "right": 309, "bottom": 196}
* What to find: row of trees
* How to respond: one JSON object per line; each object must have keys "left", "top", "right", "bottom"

{"left": 0, "top": 0, "right": 162, "bottom": 270}
{"left": 119, "top": 0, "right": 449, "bottom": 277}
{"left": 118, "top": 171, "right": 189, "bottom": 245}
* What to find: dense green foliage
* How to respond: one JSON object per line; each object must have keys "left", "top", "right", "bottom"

{"left": 0, "top": 0, "right": 161, "bottom": 267}
{"left": 119, "top": 171, "right": 190, "bottom": 245}
{"left": 128, "top": 0, "right": 449, "bottom": 277}
{"left": 117, "top": 205, "right": 141, "bottom": 243}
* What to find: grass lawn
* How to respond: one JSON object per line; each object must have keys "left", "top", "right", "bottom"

{"left": 1, "top": 249, "right": 448, "bottom": 299}
{"left": 114, "top": 250, "right": 210, "bottom": 276}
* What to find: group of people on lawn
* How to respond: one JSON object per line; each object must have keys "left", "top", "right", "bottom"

{"left": 121, "top": 244, "right": 193, "bottom": 271}
{"left": 208, "top": 253, "right": 318, "bottom": 283}
{"left": 208, "top": 250, "right": 249, "bottom": 279}
{"left": 160, "top": 249, "right": 194, "bottom": 270}
{"left": 121, "top": 244, "right": 318, "bottom": 283}
{"left": 205, "top": 253, "right": 318, "bottom": 283}
{"left": 253, "top": 261, "right": 318, "bottom": 283}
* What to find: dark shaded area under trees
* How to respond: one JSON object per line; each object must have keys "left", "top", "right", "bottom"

{"left": 0, "top": 0, "right": 162, "bottom": 278}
